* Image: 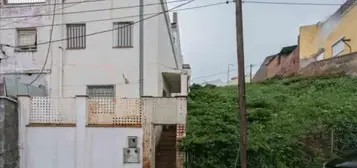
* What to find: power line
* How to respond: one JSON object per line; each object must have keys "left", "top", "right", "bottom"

{"left": 242, "top": 0, "right": 346, "bottom": 6}
{"left": 29, "top": 1, "right": 57, "bottom": 85}
{"left": 1, "top": 1, "right": 230, "bottom": 48}
{"left": 0, "top": 1, "right": 228, "bottom": 30}
{"left": 0, "top": 0, "right": 190, "bottom": 20}
{"left": 1, "top": 0, "right": 106, "bottom": 8}
{"left": 0, "top": 0, "right": 91, "bottom": 28}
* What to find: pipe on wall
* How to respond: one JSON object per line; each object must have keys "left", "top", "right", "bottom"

{"left": 139, "top": 0, "right": 144, "bottom": 97}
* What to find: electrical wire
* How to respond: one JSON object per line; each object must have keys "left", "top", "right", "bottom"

{"left": 28, "top": 1, "right": 57, "bottom": 85}
{"left": 1, "top": 0, "right": 107, "bottom": 8}
{"left": 0, "top": 0, "right": 92, "bottom": 28}
{"left": 27, "top": 0, "right": 195, "bottom": 85}
{"left": 242, "top": 0, "right": 348, "bottom": 6}
{"left": 0, "top": 1, "right": 230, "bottom": 30}
{"left": 0, "top": 0, "right": 191, "bottom": 20}
{"left": 1, "top": 1, "right": 230, "bottom": 48}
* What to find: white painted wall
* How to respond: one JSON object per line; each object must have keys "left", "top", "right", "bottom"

{"left": 0, "top": 0, "right": 183, "bottom": 98}
{"left": 25, "top": 127, "right": 143, "bottom": 168}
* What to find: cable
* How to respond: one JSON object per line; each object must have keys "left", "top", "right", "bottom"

{"left": 0, "top": 0, "right": 92, "bottom": 28}
{"left": 0, "top": 0, "right": 191, "bottom": 20}
{"left": 0, "top": 1, "right": 229, "bottom": 30}
{"left": 242, "top": 0, "right": 347, "bottom": 6}
{"left": 1, "top": 0, "right": 107, "bottom": 8}
{"left": 1, "top": 1, "right": 229, "bottom": 48}
{"left": 27, "top": 0, "right": 195, "bottom": 85}
{"left": 28, "top": 1, "right": 56, "bottom": 85}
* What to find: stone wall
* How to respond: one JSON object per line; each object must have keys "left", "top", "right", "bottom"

{"left": 300, "top": 51, "right": 357, "bottom": 77}
{"left": 0, "top": 97, "right": 19, "bottom": 168}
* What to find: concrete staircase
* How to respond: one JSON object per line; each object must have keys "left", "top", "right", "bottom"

{"left": 155, "top": 125, "right": 177, "bottom": 168}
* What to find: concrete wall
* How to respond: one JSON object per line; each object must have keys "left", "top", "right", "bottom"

{"left": 0, "top": 97, "right": 19, "bottom": 168}
{"left": 25, "top": 127, "right": 142, "bottom": 168}
{"left": 299, "top": 24, "right": 320, "bottom": 59}
{"left": 300, "top": 51, "right": 357, "bottom": 77}
{"left": 0, "top": 0, "right": 182, "bottom": 98}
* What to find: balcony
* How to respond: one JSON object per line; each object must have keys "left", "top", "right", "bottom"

{"left": 24, "top": 96, "right": 187, "bottom": 126}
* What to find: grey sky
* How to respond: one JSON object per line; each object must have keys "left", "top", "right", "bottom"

{"left": 170, "top": 0, "right": 346, "bottom": 83}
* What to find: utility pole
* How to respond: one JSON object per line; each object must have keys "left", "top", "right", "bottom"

{"left": 249, "top": 64, "right": 253, "bottom": 82}
{"left": 235, "top": 0, "right": 248, "bottom": 168}
{"left": 227, "top": 64, "right": 234, "bottom": 84}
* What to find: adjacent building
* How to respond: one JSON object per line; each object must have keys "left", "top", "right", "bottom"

{"left": 252, "top": 45, "right": 299, "bottom": 82}
{"left": 0, "top": 0, "right": 190, "bottom": 168}
{"left": 299, "top": 0, "right": 357, "bottom": 67}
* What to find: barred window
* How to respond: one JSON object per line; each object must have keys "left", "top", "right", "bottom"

{"left": 67, "top": 24, "right": 86, "bottom": 49}
{"left": 87, "top": 85, "right": 115, "bottom": 97}
{"left": 113, "top": 22, "right": 133, "bottom": 48}
{"left": 15, "top": 28, "right": 37, "bottom": 52}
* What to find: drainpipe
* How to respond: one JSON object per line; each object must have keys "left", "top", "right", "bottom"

{"left": 59, "top": 0, "right": 64, "bottom": 97}
{"left": 139, "top": 0, "right": 144, "bottom": 97}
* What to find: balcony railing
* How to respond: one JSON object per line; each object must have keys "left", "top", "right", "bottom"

{"left": 27, "top": 96, "right": 187, "bottom": 126}
{"left": 30, "top": 97, "right": 76, "bottom": 124}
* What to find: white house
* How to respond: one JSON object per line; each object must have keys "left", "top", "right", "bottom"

{"left": 0, "top": 0, "right": 190, "bottom": 167}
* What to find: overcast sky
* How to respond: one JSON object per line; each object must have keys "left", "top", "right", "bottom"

{"left": 170, "top": 0, "right": 346, "bottom": 84}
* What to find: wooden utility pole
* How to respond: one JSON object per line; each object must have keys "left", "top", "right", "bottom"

{"left": 235, "top": 0, "right": 248, "bottom": 168}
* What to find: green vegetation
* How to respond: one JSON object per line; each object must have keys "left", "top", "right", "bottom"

{"left": 180, "top": 75, "right": 357, "bottom": 168}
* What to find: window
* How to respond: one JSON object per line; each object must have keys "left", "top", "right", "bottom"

{"left": 113, "top": 22, "right": 133, "bottom": 48}
{"left": 66, "top": 24, "right": 86, "bottom": 49}
{"left": 15, "top": 28, "right": 37, "bottom": 52}
{"left": 87, "top": 85, "right": 115, "bottom": 97}
{"left": 316, "top": 52, "right": 324, "bottom": 61}
{"left": 332, "top": 38, "right": 345, "bottom": 57}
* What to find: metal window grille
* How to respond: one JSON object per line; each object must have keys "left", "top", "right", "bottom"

{"left": 113, "top": 22, "right": 133, "bottom": 47}
{"left": 67, "top": 24, "right": 86, "bottom": 49}
{"left": 16, "top": 29, "right": 37, "bottom": 52}
{"left": 87, "top": 85, "right": 115, "bottom": 97}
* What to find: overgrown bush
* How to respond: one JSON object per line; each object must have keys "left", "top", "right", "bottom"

{"left": 180, "top": 75, "right": 357, "bottom": 168}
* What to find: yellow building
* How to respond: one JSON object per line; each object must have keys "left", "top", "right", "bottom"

{"left": 299, "top": 0, "right": 357, "bottom": 61}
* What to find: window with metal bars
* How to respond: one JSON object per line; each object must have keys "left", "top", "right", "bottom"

{"left": 66, "top": 24, "right": 86, "bottom": 49}
{"left": 87, "top": 85, "right": 115, "bottom": 97}
{"left": 15, "top": 28, "right": 37, "bottom": 52}
{"left": 113, "top": 22, "right": 133, "bottom": 48}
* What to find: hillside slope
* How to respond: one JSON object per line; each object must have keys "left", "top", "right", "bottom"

{"left": 180, "top": 75, "right": 357, "bottom": 168}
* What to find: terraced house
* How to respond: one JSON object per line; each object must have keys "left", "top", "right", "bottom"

{"left": 0, "top": 0, "right": 190, "bottom": 167}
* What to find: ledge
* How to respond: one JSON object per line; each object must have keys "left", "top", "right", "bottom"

{"left": 26, "top": 123, "right": 76, "bottom": 127}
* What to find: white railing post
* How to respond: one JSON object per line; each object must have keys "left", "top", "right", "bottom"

{"left": 17, "top": 95, "right": 31, "bottom": 168}
{"left": 75, "top": 95, "right": 88, "bottom": 168}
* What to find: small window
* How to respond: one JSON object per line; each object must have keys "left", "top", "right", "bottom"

{"left": 317, "top": 52, "right": 324, "bottom": 61}
{"left": 15, "top": 28, "right": 37, "bottom": 52}
{"left": 66, "top": 24, "right": 86, "bottom": 49}
{"left": 332, "top": 39, "right": 344, "bottom": 57}
{"left": 113, "top": 22, "right": 133, "bottom": 48}
{"left": 87, "top": 85, "right": 115, "bottom": 97}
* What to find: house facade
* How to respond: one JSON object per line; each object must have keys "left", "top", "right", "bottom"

{"left": 252, "top": 45, "right": 299, "bottom": 82}
{"left": 0, "top": 0, "right": 190, "bottom": 168}
{"left": 299, "top": 0, "right": 357, "bottom": 62}
{"left": 0, "top": 0, "right": 187, "bottom": 98}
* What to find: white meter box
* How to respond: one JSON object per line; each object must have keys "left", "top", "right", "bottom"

{"left": 123, "top": 148, "right": 140, "bottom": 163}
